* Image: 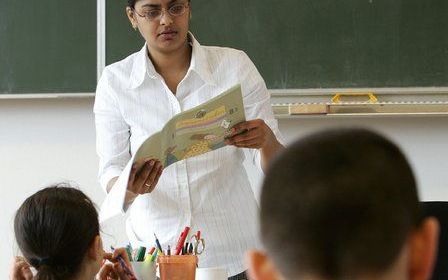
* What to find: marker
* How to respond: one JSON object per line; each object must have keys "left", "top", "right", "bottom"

{"left": 125, "top": 244, "right": 133, "bottom": 262}
{"left": 175, "top": 226, "right": 190, "bottom": 255}
{"left": 150, "top": 247, "right": 158, "bottom": 262}
{"left": 148, "top": 247, "right": 156, "bottom": 255}
{"left": 136, "top": 246, "right": 146, "bottom": 262}
{"left": 167, "top": 245, "right": 171, "bottom": 256}
{"left": 144, "top": 247, "right": 156, "bottom": 262}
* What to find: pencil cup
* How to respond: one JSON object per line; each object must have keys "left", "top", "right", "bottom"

{"left": 157, "top": 255, "right": 198, "bottom": 280}
{"left": 196, "top": 267, "right": 227, "bottom": 280}
{"left": 131, "top": 261, "right": 156, "bottom": 280}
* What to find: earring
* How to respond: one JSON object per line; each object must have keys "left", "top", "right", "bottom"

{"left": 133, "top": 25, "right": 138, "bottom": 31}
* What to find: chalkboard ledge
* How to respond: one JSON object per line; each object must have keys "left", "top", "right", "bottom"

{"left": 0, "top": 93, "right": 95, "bottom": 99}
{"left": 270, "top": 87, "right": 448, "bottom": 104}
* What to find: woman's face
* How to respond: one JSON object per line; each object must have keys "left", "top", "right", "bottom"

{"left": 128, "top": 0, "right": 191, "bottom": 56}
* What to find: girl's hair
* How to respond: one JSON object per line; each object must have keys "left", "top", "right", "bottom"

{"left": 14, "top": 183, "right": 99, "bottom": 280}
{"left": 127, "top": 0, "right": 190, "bottom": 9}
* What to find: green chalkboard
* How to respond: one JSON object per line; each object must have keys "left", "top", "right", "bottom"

{"left": 106, "top": 0, "right": 144, "bottom": 64}
{"left": 106, "top": 0, "right": 448, "bottom": 89}
{"left": 0, "top": 0, "right": 96, "bottom": 94}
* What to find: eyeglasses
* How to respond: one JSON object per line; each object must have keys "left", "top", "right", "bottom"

{"left": 133, "top": 2, "right": 189, "bottom": 22}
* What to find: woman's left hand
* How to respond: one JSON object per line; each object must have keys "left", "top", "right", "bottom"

{"left": 224, "top": 119, "right": 277, "bottom": 149}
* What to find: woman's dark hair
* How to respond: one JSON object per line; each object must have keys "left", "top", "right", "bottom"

{"left": 14, "top": 183, "right": 100, "bottom": 280}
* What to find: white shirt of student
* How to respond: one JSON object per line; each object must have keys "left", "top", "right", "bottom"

{"left": 94, "top": 33, "right": 284, "bottom": 276}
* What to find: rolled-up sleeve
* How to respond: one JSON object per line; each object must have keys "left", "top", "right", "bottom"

{"left": 94, "top": 69, "right": 131, "bottom": 192}
{"left": 238, "top": 51, "right": 285, "bottom": 172}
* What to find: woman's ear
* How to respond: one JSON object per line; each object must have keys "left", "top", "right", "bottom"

{"left": 246, "top": 250, "right": 282, "bottom": 280}
{"left": 408, "top": 217, "right": 439, "bottom": 280}
{"left": 126, "top": 7, "right": 138, "bottom": 30}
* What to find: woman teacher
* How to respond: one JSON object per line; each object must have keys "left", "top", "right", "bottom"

{"left": 94, "top": 0, "right": 284, "bottom": 279}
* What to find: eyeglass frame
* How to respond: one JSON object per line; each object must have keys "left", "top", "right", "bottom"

{"left": 132, "top": 2, "right": 190, "bottom": 22}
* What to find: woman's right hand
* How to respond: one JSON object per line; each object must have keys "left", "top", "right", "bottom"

{"left": 128, "top": 158, "right": 163, "bottom": 194}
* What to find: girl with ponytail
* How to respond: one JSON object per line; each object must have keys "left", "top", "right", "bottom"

{"left": 10, "top": 183, "right": 133, "bottom": 280}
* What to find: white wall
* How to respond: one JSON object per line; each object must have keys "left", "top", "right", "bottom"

{"left": 1, "top": 99, "right": 447, "bottom": 276}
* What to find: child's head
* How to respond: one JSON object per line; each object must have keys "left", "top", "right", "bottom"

{"left": 248, "top": 128, "right": 439, "bottom": 280}
{"left": 14, "top": 183, "right": 103, "bottom": 279}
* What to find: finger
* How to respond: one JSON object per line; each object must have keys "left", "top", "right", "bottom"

{"left": 227, "top": 129, "right": 262, "bottom": 144}
{"left": 113, "top": 262, "right": 131, "bottom": 280}
{"left": 103, "top": 253, "right": 113, "bottom": 261}
{"left": 97, "top": 263, "right": 114, "bottom": 280}
{"left": 112, "top": 248, "right": 133, "bottom": 269}
{"left": 22, "top": 266, "right": 33, "bottom": 280}
{"left": 152, "top": 166, "right": 163, "bottom": 188}
{"left": 138, "top": 160, "right": 155, "bottom": 183}
{"left": 234, "top": 139, "right": 262, "bottom": 148}
{"left": 134, "top": 161, "right": 156, "bottom": 194}
{"left": 128, "top": 158, "right": 152, "bottom": 191}
{"left": 140, "top": 161, "right": 164, "bottom": 193}
{"left": 127, "top": 163, "right": 140, "bottom": 192}
{"left": 10, "top": 257, "right": 29, "bottom": 280}
{"left": 231, "top": 120, "right": 263, "bottom": 134}
{"left": 147, "top": 161, "right": 162, "bottom": 185}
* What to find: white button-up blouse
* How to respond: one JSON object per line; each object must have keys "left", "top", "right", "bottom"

{"left": 94, "top": 34, "right": 283, "bottom": 276}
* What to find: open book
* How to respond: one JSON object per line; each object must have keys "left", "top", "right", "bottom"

{"left": 100, "top": 84, "right": 245, "bottom": 222}
{"left": 134, "top": 84, "right": 246, "bottom": 168}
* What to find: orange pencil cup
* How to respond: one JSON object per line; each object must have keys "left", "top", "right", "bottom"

{"left": 157, "top": 255, "right": 198, "bottom": 280}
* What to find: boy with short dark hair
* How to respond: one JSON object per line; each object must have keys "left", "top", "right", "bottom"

{"left": 247, "top": 128, "right": 439, "bottom": 280}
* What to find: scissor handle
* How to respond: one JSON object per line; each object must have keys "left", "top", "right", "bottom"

{"left": 190, "top": 234, "right": 199, "bottom": 243}
{"left": 194, "top": 238, "right": 205, "bottom": 255}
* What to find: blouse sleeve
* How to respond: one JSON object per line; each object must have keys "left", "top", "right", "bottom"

{"left": 94, "top": 69, "right": 131, "bottom": 192}
{"left": 238, "top": 51, "right": 285, "bottom": 173}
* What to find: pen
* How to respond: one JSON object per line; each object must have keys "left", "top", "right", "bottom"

{"left": 167, "top": 245, "right": 171, "bottom": 256}
{"left": 110, "top": 246, "right": 137, "bottom": 279}
{"left": 184, "top": 242, "right": 189, "bottom": 254}
{"left": 154, "top": 233, "right": 164, "bottom": 255}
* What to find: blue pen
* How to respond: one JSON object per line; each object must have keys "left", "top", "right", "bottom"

{"left": 154, "top": 233, "right": 164, "bottom": 255}
{"left": 110, "top": 246, "right": 137, "bottom": 280}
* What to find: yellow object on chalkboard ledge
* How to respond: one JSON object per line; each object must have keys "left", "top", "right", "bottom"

{"left": 331, "top": 92, "right": 378, "bottom": 103}
{"left": 272, "top": 92, "right": 448, "bottom": 117}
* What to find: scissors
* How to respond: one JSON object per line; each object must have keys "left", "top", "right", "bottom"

{"left": 189, "top": 231, "right": 205, "bottom": 255}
